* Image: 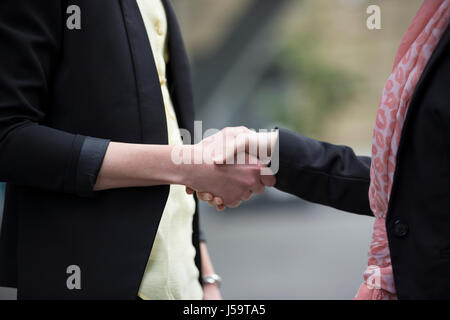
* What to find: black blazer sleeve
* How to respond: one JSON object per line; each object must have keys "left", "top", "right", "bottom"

{"left": 0, "top": 1, "right": 110, "bottom": 197}
{"left": 275, "top": 129, "right": 373, "bottom": 216}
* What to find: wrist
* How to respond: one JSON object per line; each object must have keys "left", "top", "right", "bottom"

{"left": 139, "top": 144, "right": 190, "bottom": 186}
{"left": 269, "top": 130, "right": 279, "bottom": 157}
{"left": 202, "top": 274, "right": 222, "bottom": 288}
{"left": 245, "top": 130, "right": 279, "bottom": 159}
{"left": 167, "top": 144, "right": 196, "bottom": 186}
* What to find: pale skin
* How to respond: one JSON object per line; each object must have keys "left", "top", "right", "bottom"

{"left": 188, "top": 129, "right": 279, "bottom": 211}
{"left": 94, "top": 127, "right": 277, "bottom": 299}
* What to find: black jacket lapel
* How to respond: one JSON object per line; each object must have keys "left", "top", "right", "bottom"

{"left": 162, "top": 0, "right": 196, "bottom": 138}
{"left": 409, "top": 23, "right": 450, "bottom": 112}
{"left": 119, "top": 0, "right": 168, "bottom": 145}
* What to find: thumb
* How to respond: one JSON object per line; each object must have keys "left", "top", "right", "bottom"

{"left": 261, "top": 174, "right": 276, "bottom": 188}
{"left": 213, "top": 137, "right": 247, "bottom": 165}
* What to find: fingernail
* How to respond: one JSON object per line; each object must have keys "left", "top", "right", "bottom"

{"left": 213, "top": 155, "right": 224, "bottom": 164}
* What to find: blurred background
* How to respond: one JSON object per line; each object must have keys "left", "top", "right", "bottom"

{"left": 0, "top": 0, "right": 422, "bottom": 299}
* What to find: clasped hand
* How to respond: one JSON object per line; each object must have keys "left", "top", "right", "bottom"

{"left": 182, "top": 127, "right": 278, "bottom": 211}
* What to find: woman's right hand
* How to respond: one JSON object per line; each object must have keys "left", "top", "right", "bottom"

{"left": 185, "top": 127, "right": 278, "bottom": 210}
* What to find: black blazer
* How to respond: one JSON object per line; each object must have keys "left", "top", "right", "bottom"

{"left": 0, "top": 0, "right": 203, "bottom": 299}
{"left": 276, "top": 23, "right": 450, "bottom": 299}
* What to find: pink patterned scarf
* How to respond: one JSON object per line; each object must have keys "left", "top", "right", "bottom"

{"left": 355, "top": 0, "right": 450, "bottom": 300}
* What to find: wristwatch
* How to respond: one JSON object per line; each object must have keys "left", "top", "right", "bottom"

{"left": 202, "top": 274, "right": 222, "bottom": 288}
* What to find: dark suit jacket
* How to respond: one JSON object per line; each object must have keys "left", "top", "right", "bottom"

{"left": 276, "top": 23, "right": 450, "bottom": 299}
{"left": 0, "top": 0, "right": 203, "bottom": 299}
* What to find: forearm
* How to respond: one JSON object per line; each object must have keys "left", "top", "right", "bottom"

{"left": 95, "top": 129, "right": 273, "bottom": 206}
{"left": 94, "top": 142, "right": 191, "bottom": 191}
{"left": 275, "top": 129, "right": 373, "bottom": 216}
{"left": 200, "top": 242, "right": 222, "bottom": 299}
{"left": 200, "top": 242, "right": 216, "bottom": 276}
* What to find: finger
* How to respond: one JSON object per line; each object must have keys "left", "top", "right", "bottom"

{"left": 227, "top": 201, "right": 242, "bottom": 209}
{"left": 214, "top": 134, "right": 248, "bottom": 165}
{"left": 214, "top": 143, "right": 238, "bottom": 165}
{"left": 213, "top": 197, "right": 224, "bottom": 206}
{"left": 186, "top": 187, "right": 195, "bottom": 195}
{"left": 241, "top": 190, "right": 253, "bottom": 201}
{"left": 261, "top": 174, "right": 276, "bottom": 187}
{"left": 245, "top": 132, "right": 260, "bottom": 157}
{"left": 216, "top": 204, "right": 226, "bottom": 212}
{"left": 198, "top": 192, "right": 214, "bottom": 202}
{"left": 253, "top": 181, "right": 266, "bottom": 195}
{"left": 246, "top": 154, "right": 262, "bottom": 167}
{"left": 212, "top": 129, "right": 231, "bottom": 164}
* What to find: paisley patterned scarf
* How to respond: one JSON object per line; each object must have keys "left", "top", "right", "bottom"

{"left": 355, "top": 0, "right": 450, "bottom": 300}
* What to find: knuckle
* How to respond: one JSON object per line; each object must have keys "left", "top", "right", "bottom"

{"left": 243, "top": 179, "right": 255, "bottom": 189}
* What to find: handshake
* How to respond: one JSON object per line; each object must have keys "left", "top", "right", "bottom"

{"left": 175, "top": 126, "right": 279, "bottom": 211}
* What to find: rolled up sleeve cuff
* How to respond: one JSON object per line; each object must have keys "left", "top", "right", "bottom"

{"left": 198, "top": 228, "right": 206, "bottom": 243}
{"left": 75, "top": 137, "right": 110, "bottom": 197}
{"left": 274, "top": 128, "right": 301, "bottom": 191}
